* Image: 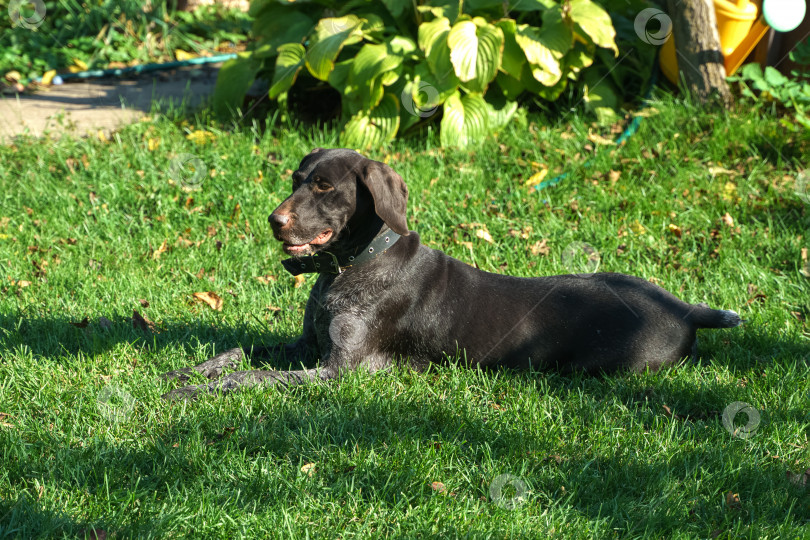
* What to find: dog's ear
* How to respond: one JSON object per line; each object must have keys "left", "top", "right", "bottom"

{"left": 360, "top": 160, "right": 410, "bottom": 236}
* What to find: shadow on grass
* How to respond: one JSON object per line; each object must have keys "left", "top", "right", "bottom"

{"left": 3, "top": 372, "right": 809, "bottom": 536}
{"left": 1, "top": 312, "right": 808, "bottom": 535}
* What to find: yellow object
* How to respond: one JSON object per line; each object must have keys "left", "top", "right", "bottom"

{"left": 659, "top": 0, "right": 766, "bottom": 83}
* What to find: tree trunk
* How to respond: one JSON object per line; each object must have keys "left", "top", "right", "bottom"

{"left": 666, "top": 0, "right": 732, "bottom": 106}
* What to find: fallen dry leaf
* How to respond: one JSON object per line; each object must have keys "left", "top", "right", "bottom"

{"left": 301, "top": 463, "right": 316, "bottom": 477}
{"left": 79, "top": 528, "right": 107, "bottom": 540}
{"left": 608, "top": 170, "right": 621, "bottom": 183}
{"left": 255, "top": 275, "right": 277, "bottom": 284}
{"left": 475, "top": 229, "right": 494, "bottom": 243}
{"left": 587, "top": 131, "right": 616, "bottom": 145}
{"left": 629, "top": 221, "right": 646, "bottom": 235}
{"left": 152, "top": 240, "right": 169, "bottom": 260}
{"left": 430, "top": 481, "right": 447, "bottom": 494}
{"left": 294, "top": 275, "right": 306, "bottom": 288}
{"left": 667, "top": 224, "right": 682, "bottom": 238}
{"left": 132, "top": 310, "right": 156, "bottom": 332}
{"left": 530, "top": 239, "right": 550, "bottom": 256}
{"left": 725, "top": 491, "right": 741, "bottom": 510}
{"left": 801, "top": 247, "right": 809, "bottom": 279}
{"left": 524, "top": 168, "right": 548, "bottom": 189}
{"left": 70, "top": 317, "right": 90, "bottom": 328}
{"left": 139, "top": 299, "right": 150, "bottom": 308}
{"left": 721, "top": 213, "right": 734, "bottom": 227}
{"left": 709, "top": 166, "right": 737, "bottom": 177}
{"left": 193, "top": 291, "right": 223, "bottom": 311}
{"left": 786, "top": 468, "right": 810, "bottom": 487}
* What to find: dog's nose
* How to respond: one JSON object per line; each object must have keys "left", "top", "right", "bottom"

{"left": 269, "top": 212, "right": 290, "bottom": 229}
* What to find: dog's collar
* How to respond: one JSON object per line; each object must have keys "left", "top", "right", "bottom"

{"left": 281, "top": 231, "right": 402, "bottom": 276}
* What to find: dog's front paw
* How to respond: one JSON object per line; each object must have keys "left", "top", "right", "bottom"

{"left": 159, "top": 348, "right": 244, "bottom": 382}
{"left": 161, "top": 383, "right": 209, "bottom": 401}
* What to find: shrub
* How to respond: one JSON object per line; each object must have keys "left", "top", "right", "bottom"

{"left": 214, "top": 0, "right": 622, "bottom": 147}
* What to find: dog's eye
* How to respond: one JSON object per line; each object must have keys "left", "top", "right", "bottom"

{"left": 314, "top": 180, "right": 333, "bottom": 192}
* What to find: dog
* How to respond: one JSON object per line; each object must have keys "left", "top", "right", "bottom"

{"left": 161, "top": 148, "right": 741, "bottom": 399}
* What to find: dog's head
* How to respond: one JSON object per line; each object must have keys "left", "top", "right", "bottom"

{"left": 269, "top": 148, "right": 409, "bottom": 257}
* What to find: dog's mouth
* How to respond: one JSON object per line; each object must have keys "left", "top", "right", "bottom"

{"left": 282, "top": 229, "right": 334, "bottom": 255}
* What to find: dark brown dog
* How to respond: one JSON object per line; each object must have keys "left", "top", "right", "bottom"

{"left": 161, "top": 148, "right": 740, "bottom": 399}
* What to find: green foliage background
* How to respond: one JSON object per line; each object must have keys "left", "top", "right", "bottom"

{"left": 214, "top": 0, "right": 658, "bottom": 148}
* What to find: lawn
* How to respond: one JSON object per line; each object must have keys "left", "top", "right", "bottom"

{"left": 0, "top": 94, "right": 809, "bottom": 538}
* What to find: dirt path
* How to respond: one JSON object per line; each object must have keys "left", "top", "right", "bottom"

{"left": 0, "top": 64, "right": 220, "bottom": 142}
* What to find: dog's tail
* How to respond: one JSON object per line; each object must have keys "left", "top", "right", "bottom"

{"left": 687, "top": 303, "right": 742, "bottom": 329}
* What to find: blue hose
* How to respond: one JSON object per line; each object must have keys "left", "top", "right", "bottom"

{"left": 534, "top": 63, "right": 660, "bottom": 194}
{"left": 28, "top": 53, "right": 237, "bottom": 84}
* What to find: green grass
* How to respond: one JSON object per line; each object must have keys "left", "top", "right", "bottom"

{"left": 0, "top": 93, "right": 809, "bottom": 538}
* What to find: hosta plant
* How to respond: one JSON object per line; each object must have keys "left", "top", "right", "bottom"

{"left": 214, "top": 0, "right": 619, "bottom": 148}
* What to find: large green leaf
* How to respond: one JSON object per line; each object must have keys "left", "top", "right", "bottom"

{"left": 416, "top": 0, "right": 460, "bottom": 23}
{"left": 447, "top": 17, "right": 504, "bottom": 93}
{"left": 496, "top": 19, "right": 525, "bottom": 79}
{"left": 252, "top": 7, "right": 314, "bottom": 55}
{"left": 440, "top": 91, "right": 489, "bottom": 147}
{"left": 306, "top": 15, "right": 364, "bottom": 81}
{"left": 268, "top": 43, "right": 305, "bottom": 99}
{"left": 212, "top": 53, "right": 259, "bottom": 118}
{"left": 419, "top": 17, "right": 461, "bottom": 91}
{"left": 341, "top": 93, "right": 400, "bottom": 150}
{"left": 344, "top": 39, "right": 411, "bottom": 110}
{"left": 583, "top": 70, "right": 619, "bottom": 124}
{"left": 495, "top": 72, "right": 524, "bottom": 101}
{"left": 569, "top": 0, "right": 617, "bottom": 55}
{"left": 564, "top": 41, "right": 595, "bottom": 76}
{"left": 515, "top": 9, "right": 572, "bottom": 86}
{"left": 381, "top": 0, "right": 408, "bottom": 18}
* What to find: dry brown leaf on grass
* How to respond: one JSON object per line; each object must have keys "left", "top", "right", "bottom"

{"left": 721, "top": 213, "right": 734, "bottom": 227}
{"left": 70, "top": 317, "right": 90, "bottom": 328}
{"left": 301, "top": 463, "right": 316, "bottom": 477}
{"left": 0, "top": 412, "right": 13, "bottom": 428}
{"left": 587, "top": 131, "right": 616, "bottom": 146}
{"left": 132, "top": 310, "right": 156, "bottom": 332}
{"left": 151, "top": 240, "right": 169, "bottom": 260}
{"left": 475, "top": 229, "right": 494, "bottom": 243}
{"left": 725, "top": 491, "right": 741, "bottom": 510}
{"left": 523, "top": 168, "right": 548, "bottom": 189}
{"left": 79, "top": 528, "right": 108, "bottom": 540}
{"left": 193, "top": 292, "right": 223, "bottom": 311}
{"left": 801, "top": 247, "right": 809, "bottom": 279}
{"left": 294, "top": 275, "right": 306, "bottom": 288}
{"left": 254, "top": 275, "right": 277, "bottom": 284}
{"left": 786, "top": 468, "right": 810, "bottom": 487}
{"left": 530, "top": 239, "right": 550, "bottom": 256}
{"left": 708, "top": 166, "right": 738, "bottom": 177}
{"left": 667, "top": 224, "right": 682, "bottom": 238}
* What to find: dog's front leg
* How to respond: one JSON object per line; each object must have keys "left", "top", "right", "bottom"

{"left": 161, "top": 365, "right": 336, "bottom": 400}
